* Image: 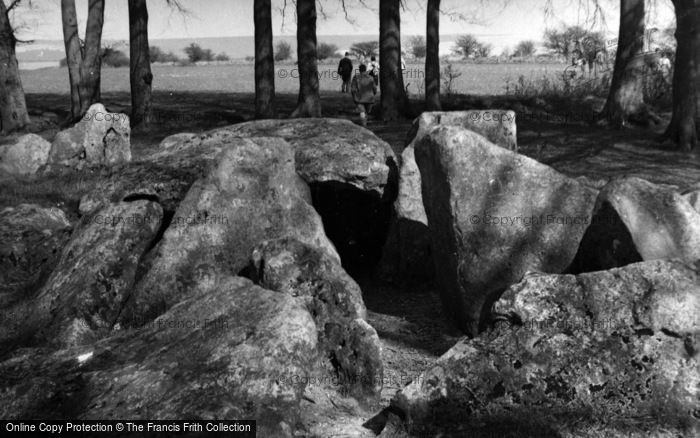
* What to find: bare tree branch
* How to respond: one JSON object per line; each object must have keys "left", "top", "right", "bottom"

{"left": 439, "top": 0, "right": 511, "bottom": 25}
{"left": 339, "top": 0, "right": 358, "bottom": 24}
{"left": 164, "top": 0, "right": 189, "bottom": 15}
{"left": 6, "top": 0, "right": 23, "bottom": 13}
{"left": 543, "top": 0, "right": 612, "bottom": 31}
{"left": 316, "top": 0, "right": 328, "bottom": 20}
{"left": 278, "top": 0, "right": 289, "bottom": 31}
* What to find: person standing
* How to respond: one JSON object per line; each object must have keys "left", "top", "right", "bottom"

{"left": 367, "top": 56, "right": 379, "bottom": 86}
{"left": 351, "top": 64, "right": 377, "bottom": 127}
{"left": 337, "top": 52, "right": 353, "bottom": 93}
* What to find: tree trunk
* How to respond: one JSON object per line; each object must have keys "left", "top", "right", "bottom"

{"left": 290, "top": 0, "right": 321, "bottom": 118}
{"left": 664, "top": 0, "right": 700, "bottom": 151}
{"left": 61, "top": 0, "right": 82, "bottom": 120}
{"left": 61, "top": 0, "right": 105, "bottom": 121}
{"left": 254, "top": 0, "right": 276, "bottom": 119}
{"left": 0, "top": 0, "right": 30, "bottom": 133}
{"left": 602, "top": 0, "right": 646, "bottom": 127}
{"left": 129, "top": 0, "right": 153, "bottom": 128}
{"left": 379, "top": 0, "right": 410, "bottom": 121}
{"left": 79, "top": 0, "right": 104, "bottom": 116}
{"left": 425, "top": 0, "right": 441, "bottom": 111}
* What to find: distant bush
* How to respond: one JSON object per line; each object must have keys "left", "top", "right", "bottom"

{"left": 245, "top": 55, "right": 255, "bottom": 62}
{"left": 317, "top": 42, "right": 338, "bottom": 61}
{"left": 410, "top": 36, "right": 426, "bottom": 59}
{"left": 454, "top": 35, "right": 479, "bottom": 58}
{"left": 274, "top": 41, "right": 292, "bottom": 62}
{"left": 454, "top": 34, "right": 491, "bottom": 59}
{"left": 475, "top": 42, "right": 492, "bottom": 58}
{"left": 101, "top": 47, "right": 129, "bottom": 67}
{"left": 513, "top": 40, "right": 536, "bottom": 58}
{"left": 150, "top": 45, "right": 180, "bottom": 63}
{"left": 59, "top": 57, "right": 67, "bottom": 67}
{"left": 184, "top": 43, "right": 214, "bottom": 63}
{"left": 350, "top": 40, "right": 378, "bottom": 58}
{"left": 316, "top": 43, "right": 338, "bottom": 61}
{"left": 441, "top": 61, "right": 462, "bottom": 97}
{"left": 505, "top": 71, "right": 610, "bottom": 100}
{"left": 215, "top": 52, "right": 230, "bottom": 61}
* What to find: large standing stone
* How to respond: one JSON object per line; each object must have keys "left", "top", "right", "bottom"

{"left": 119, "top": 137, "right": 338, "bottom": 326}
{"left": 0, "top": 134, "right": 52, "bottom": 176}
{"left": 0, "top": 204, "right": 72, "bottom": 302}
{"left": 48, "top": 103, "right": 131, "bottom": 168}
{"left": 391, "top": 260, "right": 700, "bottom": 437}
{"left": 415, "top": 125, "right": 596, "bottom": 335}
{"left": 0, "top": 276, "right": 318, "bottom": 438}
{"left": 0, "top": 201, "right": 163, "bottom": 351}
{"left": 250, "top": 237, "right": 383, "bottom": 399}
{"left": 571, "top": 177, "right": 700, "bottom": 273}
{"left": 379, "top": 111, "right": 517, "bottom": 282}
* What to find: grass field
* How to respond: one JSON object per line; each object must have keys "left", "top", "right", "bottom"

{"left": 19, "top": 61, "right": 568, "bottom": 96}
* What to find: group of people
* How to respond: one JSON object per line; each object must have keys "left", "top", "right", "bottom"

{"left": 337, "top": 52, "right": 379, "bottom": 127}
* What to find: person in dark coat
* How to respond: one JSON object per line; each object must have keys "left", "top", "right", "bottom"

{"left": 337, "top": 52, "right": 353, "bottom": 93}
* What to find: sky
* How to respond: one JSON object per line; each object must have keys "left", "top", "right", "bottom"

{"left": 12, "top": 0, "right": 676, "bottom": 53}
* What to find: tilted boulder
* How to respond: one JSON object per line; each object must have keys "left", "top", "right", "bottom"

{"left": 391, "top": 260, "right": 700, "bottom": 437}
{"left": 415, "top": 125, "right": 596, "bottom": 335}
{"left": 47, "top": 103, "right": 131, "bottom": 168}
{"left": 0, "top": 204, "right": 72, "bottom": 302}
{"left": 77, "top": 137, "right": 215, "bottom": 216}
{"left": 158, "top": 132, "right": 199, "bottom": 150}
{"left": 79, "top": 118, "right": 394, "bottom": 221}
{"left": 571, "top": 177, "right": 700, "bottom": 273}
{"left": 79, "top": 130, "right": 264, "bottom": 216}
{"left": 379, "top": 111, "right": 517, "bottom": 282}
{"left": 0, "top": 200, "right": 162, "bottom": 351}
{"left": 681, "top": 183, "right": 700, "bottom": 213}
{"left": 206, "top": 118, "right": 398, "bottom": 196}
{"left": 250, "top": 237, "right": 383, "bottom": 399}
{"left": 685, "top": 191, "right": 700, "bottom": 212}
{"left": 0, "top": 134, "right": 52, "bottom": 176}
{"left": 196, "top": 119, "right": 398, "bottom": 273}
{"left": 0, "top": 276, "right": 318, "bottom": 438}
{"left": 119, "top": 137, "right": 338, "bottom": 326}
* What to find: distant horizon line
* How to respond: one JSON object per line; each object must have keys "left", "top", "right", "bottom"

{"left": 24, "top": 32, "right": 541, "bottom": 42}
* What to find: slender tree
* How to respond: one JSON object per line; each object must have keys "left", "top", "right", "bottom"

{"left": 128, "top": 0, "right": 153, "bottom": 128}
{"left": 601, "top": 0, "right": 647, "bottom": 127}
{"left": 290, "top": 0, "right": 321, "bottom": 117}
{"left": 61, "top": 0, "right": 105, "bottom": 121}
{"left": 254, "top": 0, "right": 276, "bottom": 118}
{"left": 379, "top": 0, "right": 411, "bottom": 120}
{"left": 0, "top": 0, "right": 30, "bottom": 133}
{"left": 425, "top": 0, "right": 441, "bottom": 110}
{"left": 664, "top": 0, "right": 700, "bottom": 150}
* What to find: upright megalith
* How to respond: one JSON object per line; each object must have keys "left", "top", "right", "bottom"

{"left": 415, "top": 125, "right": 596, "bottom": 335}
{"left": 379, "top": 110, "right": 517, "bottom": 282}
